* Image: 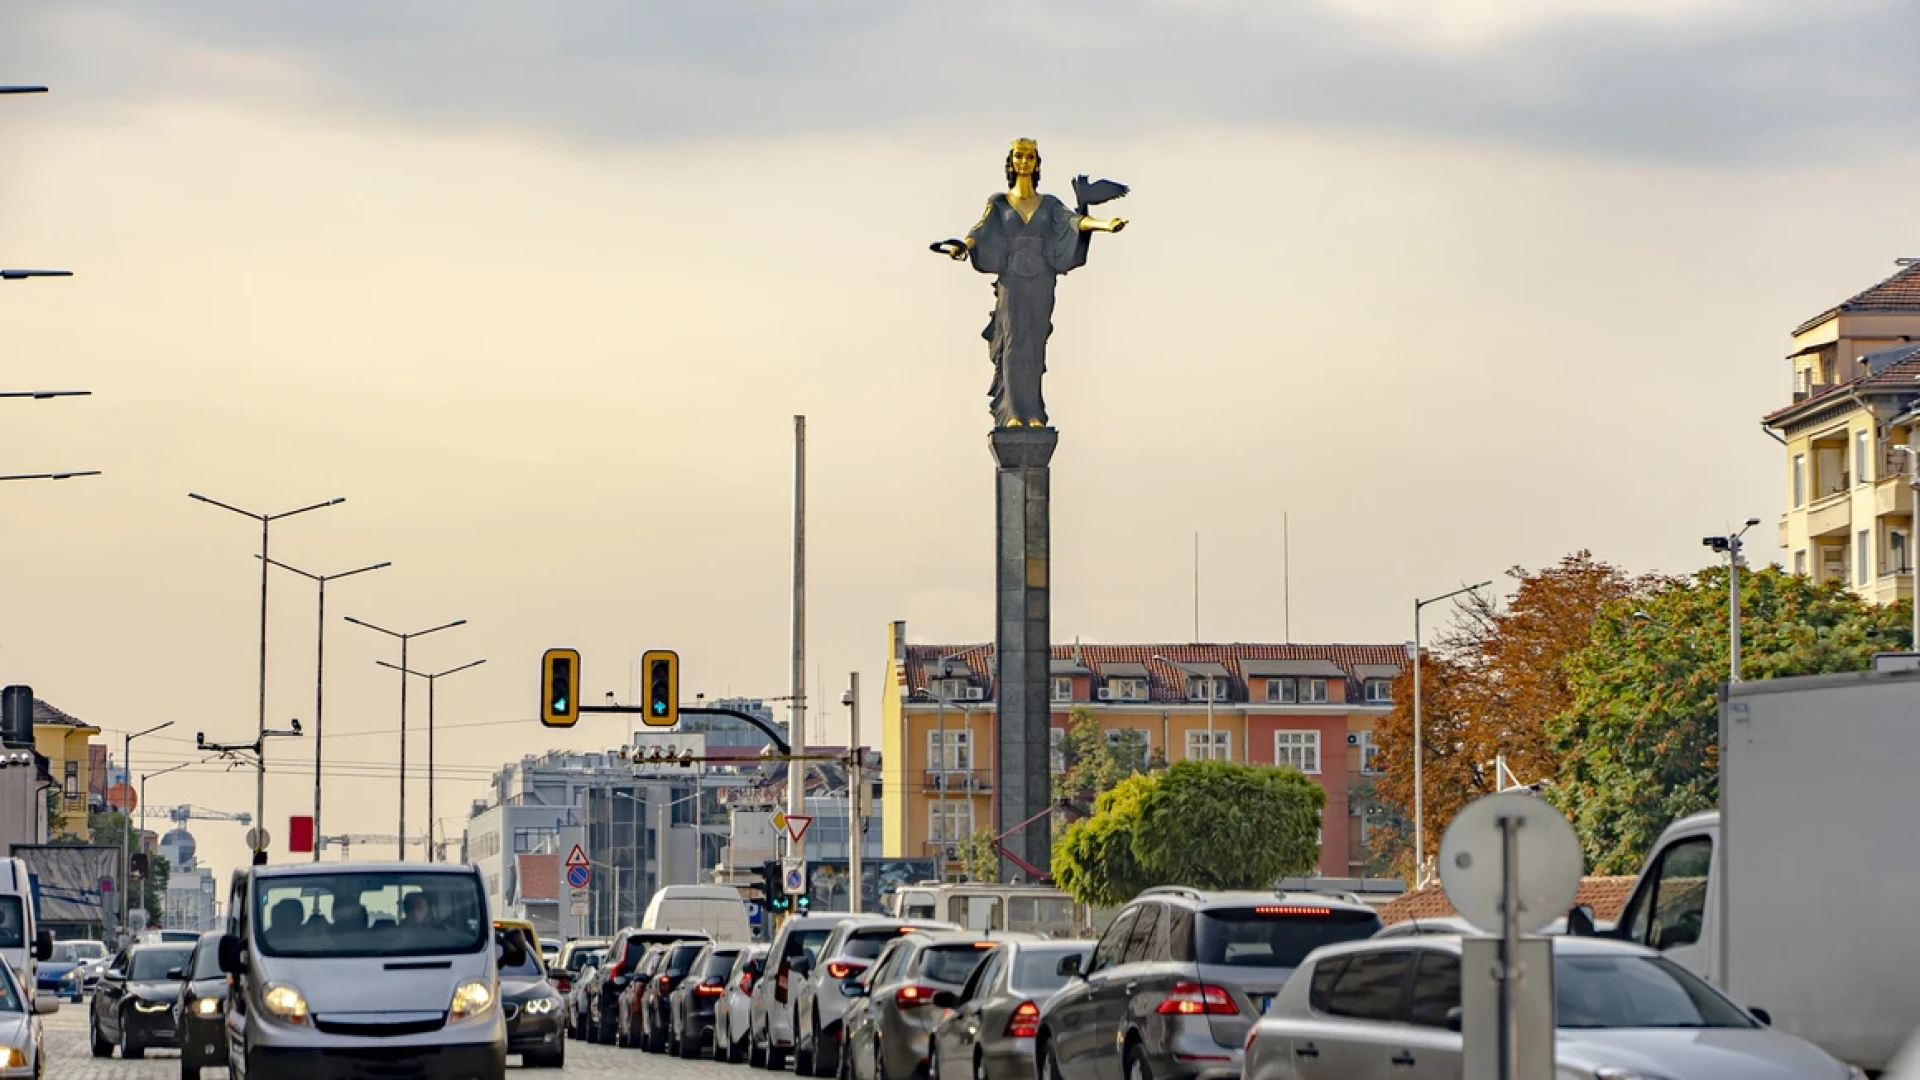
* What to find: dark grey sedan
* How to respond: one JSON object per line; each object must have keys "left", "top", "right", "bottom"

{"left": 843, "top": 932, "right": 1016, "bottom": 1080}
{"left": 931, "top": 940, "right": 1093, "bottom": 1080}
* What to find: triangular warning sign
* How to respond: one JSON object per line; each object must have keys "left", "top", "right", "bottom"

{"left": 785, "top": 815, "right": 814, "bottom": 844}
{"left": 565, "top": 844, "right": 590, "bottom": 869}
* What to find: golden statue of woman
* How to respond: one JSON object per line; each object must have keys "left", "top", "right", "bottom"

{"left": 932, "top": 139, "right": 1128, "bottom": 428}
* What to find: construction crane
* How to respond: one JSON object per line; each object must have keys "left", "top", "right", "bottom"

{"left": 155, "top": 805, "right": 253, "bottom": 826}
{"left": 315, "top": 834, "right": 429, "bottom": 860}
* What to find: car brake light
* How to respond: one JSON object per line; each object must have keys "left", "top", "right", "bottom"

{"left": 776, "top": 963, "right": 790, "bottom": 1002}
{"left": 826, "top": 961, "right": 866, "bottom": 980}
{"left": 894, "top": 985, "right": 939, "bottom": 1009}
{"left": 657, "top": 974, "right": 672, "bottom": 990}
{"left": 1003, "top": 1000, "right": 1040, "bottom": 1038}
{"left": 696, "top": 980, "right": 726, "bottom": 997}
{"left": 555, "top": 977, "right": 571, "bottom": 992}
{"left": 607, "top": 961, "right": 626, "bottom": 981}
{"left": 740, "top": 972, "right": 754, "bottom": 993}
{"left": 1156, "top": 983, "right": 1239, "bottom": 1016}
{"left": 972, "top": 941, "right": 997, "bottom": 949}
{"left": 1252, "top": 905, "right": 1331, "bottom": 916}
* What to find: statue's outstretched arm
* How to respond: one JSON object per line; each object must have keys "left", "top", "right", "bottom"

{"left": 1077, "top": 215, "right": 1127, "bottom": 234}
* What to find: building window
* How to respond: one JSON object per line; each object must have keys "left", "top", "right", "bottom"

{"left": 930, "top": 678, "right": 970, "bottom": 701}
{"left": 927, "top": 730, "right": 971, "bottom": 772}
{"left": 62, "top": 761, "right": 78, "bottom": 800}
{"left": 1363, "top": 679, "right": 1392, "bottom": 703}
{"left": 1104, "top": 678, "right": 1147, "bottom": 702}
{"left": 1858, "top": 430, "right": 1873, "bottom": 486}
{"left": 929, "top": 802, "right": 973, "bottom": 846}
{"left": 1266, "top": 678, "right": 1296, "bottom": 703}
{"left": 1859, "top": 529, "right": 1872, "bottom": 584}
{"left": 1794, "top": 549, "right": 1808, "bottom": 576}
{"left": 1358, "top": 731, "right": 1380, "bottom": 774}
{"left": 1184, "top": 730, "right": 1231, "bottom": 762}
{"left": 1890, "top": 528, "right": 1911, "bottom": 576}
{"left": 1186, "top": 677, "right": 1228, "bottom": 702}
{"left": 1105, "top": 729, "right": 1151, "bottom": 771}
{"left": 1793, "top": 454, "right": 1806, "bottom": 508}
{"left": 1299, "top": 678, "right": 1329, "bottom": 704}
{"left": 1275, "top": 731, "right": 1320, "bottom": 773}
{"left": 1049, "top": 728, "right": 1065, "bottom": 774}
{"left": 1050, "top": 677, "right": 1073, "bottom": 703}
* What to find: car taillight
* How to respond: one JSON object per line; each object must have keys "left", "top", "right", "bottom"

{"left": 826, "top": 961, "right": 866, "bottom": 980}
{"left": 555, "top": 977, "right": 571, "bottom": 992}
{"left": 776, "top": 963, "right": 790, "bottom": 1002}
{"left": 607, "top": 961, "right": 626, "bottom": 981}
{"left": 657, "top": 974, "right": 673, "bottom": 991}
{"left": 1003, "top": 1000, "right": 1040, "bottom": 1038}
{"left": 1252, "top": 905, "right": 1332, "bottom": 916}
{"left": 740, "top": 972, "right": 754, "bottom": 993}
{"left": 1156, "top": 983, "right": 1239, "bottom": 1016}
{"left": 696, "top": 980, "right": 726, "bottom": 997}
{"left": 894, "top": 985, "right": 939, "bottom": 1009}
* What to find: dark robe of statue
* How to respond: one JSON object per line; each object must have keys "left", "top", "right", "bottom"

{"left": 964, "top": 193, "right": 1091, "bottom": 428}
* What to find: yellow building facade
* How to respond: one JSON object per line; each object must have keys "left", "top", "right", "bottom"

{"left": 33, "top": 699, "right": 100, "bottom": 840}
{"left": 1767, "top": 261, "right": 1920, "bottom": 603}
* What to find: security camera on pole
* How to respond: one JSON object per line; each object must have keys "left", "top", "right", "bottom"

{"left": 1702, "top": 517, "right": 1761, "bottom": 683}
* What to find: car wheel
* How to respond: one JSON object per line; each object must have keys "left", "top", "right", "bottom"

{"left": 1039, "top": 1037, "right": 1065, "bottom": 1080}
{"left": 89, "top": 1014, "right": 111, "bottom": 1058}
{"left": 728, "top": 1017, "right": 748, "bottom": 1064}
{"left": 796, "top": 1016, "right": 817, "bottom": 1077}
{"left": 929, "top": 1043, "right": 942, "bottom": 1080}
{"left": 973, "top": 1049, "right": 988, "bottom": 1080}
{"left": 181, "top": 1049, "right": 200, "bottom": 1080}
{"left": 1125, "top": 1044, "right": 1151, "bottom": 1080}
{"left": 119, "top": 1012, "right": 145, "bottom": 1060}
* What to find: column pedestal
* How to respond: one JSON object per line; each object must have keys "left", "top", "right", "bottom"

{"left": 991, "top": 427, "right": 1057, "bottom": 881}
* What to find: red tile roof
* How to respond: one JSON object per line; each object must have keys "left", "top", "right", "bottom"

{"left": 1764, "top": 344, "right": 1920, "bottom": 425}
{"left": 516, "top": 854, "right": 559, "bottom": 901}
{"left": 902, "top": 643, "right": 1407, "bottom": 703}
{"left": 1796, "top": 261, "right": 1920, "bottom": 335}
{"left": 1377, "top": 876, "right": 1635, "bottom": 926}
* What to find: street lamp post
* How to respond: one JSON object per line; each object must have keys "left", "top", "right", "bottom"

{"left": 375, "top": 658, "right": 485, "bottom": 862}
{"left": 1702, "top": 518, "right": 1762, "bottom": 683}
{"left": 137, "top": 761, "right": 192, "bottom": 920}
{"left": 1412, "top": 580, "right": 1491, "bottom": 888}
{"left": 345, "top": 615, "right": 465, "bottom": 859}
{"left": 1894, "top": 445, "right": 1920, "bottom": 650}
{"left": 261, "top": 557, "right": 391, "bottom": 860}
{"left": 1153, "top": 655, "right": 1219, "bottom": 761}
{"left": 120, "top": 721, "right": 173, "bottom": 935}
{"left": 189, "top": 493, "right": 345, "bottom": 849}
{"left": 0, "top": 391, "right": 98, "bottom": 481}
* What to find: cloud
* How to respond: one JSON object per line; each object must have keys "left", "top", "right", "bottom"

{"left": 6, "top": 0, "right": 1916, "bottom": 166}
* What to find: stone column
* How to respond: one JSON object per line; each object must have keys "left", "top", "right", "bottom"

{"left": 991, "top": 427, "right": 1056, "bottom": 880}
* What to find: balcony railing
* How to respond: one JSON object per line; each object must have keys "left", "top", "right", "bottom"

{"left": 924, "top": 769, "right": 993, "bottom": 793}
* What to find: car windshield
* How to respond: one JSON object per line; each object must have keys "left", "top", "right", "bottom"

{"left": 568, "top": 948, "right": 606, "bottom": 973}
{"left": 1196, "top": 907, "right": 1381, "bottom": 968}
{"left": 254, "top": 871, "right": 487, "bottom": 959}
{"left": 1013, "top": 948, "right": 1090, "bottom": 994}
{"left": 131, "top": 947, "right": 192, "bottom": 981}
{"left": 665, "top": 943, "right": 704, "bottom": 976}
{"left": 0, "top": 898, "right": 23, "bottom": 949}
{"left": 915, "top": 944, "right": 992, "bottom": 985}
{"left": 1555, "top": 954, "right": 1756, "bottom": 1029}
{"left": 703, "top": 950, "right": 741, "bottom": 978}
{"left": 498, "top": 929, "right": 544, "bottom": 977}
{"left": 845, "top": 930, "right": 903, "bottom": 960}
{"left": 192, "top": 942, "right": 224, "bottom": 979}
{"left": 67, "top": 941, "right": 107, "bottom": 961}
{"left": 788, "top": 929, "right": 834, "bottom": 964}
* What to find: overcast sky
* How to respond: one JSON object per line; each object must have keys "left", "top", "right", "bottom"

{"left": 3, "top": 1, "right": 1915, "bottom": 884}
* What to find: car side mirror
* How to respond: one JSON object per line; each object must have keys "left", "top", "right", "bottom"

{"left": 217, "top": 934, "right": 245, "bottom": 977}
{"left": 104, "top": 968, "right": 124, "bottom": 981}
{"left": 1056, "top": 954, "right": 1083, "bottom": 978}
{"left": 33, "top": 930, "right": 52, "bottom": 963}
{"left": 932, "top": 991, "right": 958, "bottom": 1009}
{"left": 842, "top": 980, "right": 868, "bottom": 998}
{"left": 1445, "top": 1006, "right": 1462, "bottom": 1032}
{"left": 31, "top": 994, "right": 57, "bottom": 1016}
{"left": 166, "top": 968, "right": 184, "bottom": 981}
{"left": 1749, "top": 1006, "right": 1772, "bottom": 1026}
{"left": 1564, "top": 904, "right": 1597, "bottom": 937}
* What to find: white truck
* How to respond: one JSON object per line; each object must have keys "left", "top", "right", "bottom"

{"left": 1582, "top": 663, "right": 1920, "bottom": 1072}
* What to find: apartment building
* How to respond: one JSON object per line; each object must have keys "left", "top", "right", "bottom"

{"left": 1766, "top": 259, "right": 1920, "bottom": 602}
{"left": 879, "top": 621, "right": 1403, "bottom": 879}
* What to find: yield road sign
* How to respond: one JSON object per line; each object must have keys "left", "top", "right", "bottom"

{"left": 785, "top": 815, "right": 814, "bottom": 844}
{"left": 566, "top": 864, "right": 590, "bottom": 890}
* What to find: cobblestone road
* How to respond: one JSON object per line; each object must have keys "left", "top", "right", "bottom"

{"left": 43, "top": 996, "right": 757, "bottom": 1079}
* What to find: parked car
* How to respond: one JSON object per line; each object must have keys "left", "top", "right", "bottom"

{"left": 795, "top": 917, "right": 959, "bottom": 1077}
{"left": 842, "top": 931, "right": 1006, "bottom": 1080}
{"left": 555, "top": 939, "right": 608, "bottom": 1039}
{"left": 669, "top": 942, "right": 746, "bottom": 1059}
{"left": 718, "top": 944, "right": 771, "bottom": 1064}
{"left": 176, "top": 930, "right": 229, "bottom": 1079}
{"left": 88, "top": 941, "right": 193, "bottom": 1060}
{"left": 1036, "top": 888, "right": 1383, "bottom": 1080}
{"left": 1242, "top": 934, "right": 1861, "bottom": 1080}
{"left": 930, "top": 940, "right": 1093, "bottom": 1080}
{"left": 617, "top": 945, "right": 668, "bottom": 1048}
{"left": 38, "top": 940, "right": 103, "bottom": 1003}
{"left": 0, "top": 947, "right": 53, "bottom": 1078}
{"left": 636, "top": 939, "right": 709, "bottom": 1053}
{"left": 593, "top": 928, "right": 710, "bottom": 1046}
{"left": 495, "top": 925, "right": 566, "bottom": 1068}
{"left": 751, "top": 914, "right": 850, "bottom": 1069}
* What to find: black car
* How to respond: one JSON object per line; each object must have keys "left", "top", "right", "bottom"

{"left": 639, "top": 940, "right": 707, "bottom": 1054}
{"left": 670, "top": 943, "right": 743, "bottom": 1059}
{"left": 594, "top": 928, "right": 710, "bottom": 1046}
{"left": 176, "top": 930, "right": 228, "bottom": 1079}
{"left": 497, "top": 927, "right": 566, "bottom": 1069}
{"left": 89, "top": 941, "right": 193, "bottom": 1060}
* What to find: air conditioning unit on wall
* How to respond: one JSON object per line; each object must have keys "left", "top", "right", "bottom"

{"left": 1347, "top": 733, "right": 1360, "bottom": 745}
{"left": 1096, "top": 687, "right": 1113, "bottom": 700}
{"left": 965, "top": 687, "right": 985, "bottom": 701}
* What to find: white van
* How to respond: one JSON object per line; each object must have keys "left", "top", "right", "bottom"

{"left": 220, "top": 861, "right": 511, "bottom": 1079}
{"left": 0, "top": 859, "right": 54, "bottom": 1005}
{"left": 642, "top": 885, "right": 750, "bottom": 942}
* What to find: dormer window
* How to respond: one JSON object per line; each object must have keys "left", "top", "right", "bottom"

{"left": 1103, "top": 678, "right": 1148, "bottom": 702}
{"left": 1267, "top": 678, "right": 1297, "bottom": 703}
{"left": 1187, "top": 677, "right": 1228, "bottom": 702}
{"left": 930, "top": 678, "right": 969, "bottom": 701}
{"left": 1051, "top": 677, "right": 1074, "bottom": 703}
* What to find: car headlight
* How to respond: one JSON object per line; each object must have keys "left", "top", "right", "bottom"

{"left": 132, "top": 999, "right": 171, "bottom": 1013}
{"left": 524, "top": 997, "right": 557, "bottom": 1015}
{"left": 451, "top": 980, "right": 495, "bottom": 1021}
{"left": 0, "top": 1047, "right": 22, "bottom": 1068}
{"left": 262, "top": 983, "right": 310, "bottom": 1025}
{"left": 194, "top": 997, "right": 221, "bottom": 1016}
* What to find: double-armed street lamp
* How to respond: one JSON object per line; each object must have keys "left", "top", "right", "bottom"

{"left": 344, "top": 615, "right": 466, "bottom": 859}
{"left": 259, "top": 556, "right": 391, "bottom": 860}
{"left": 374, "top": 657, "right": 484, "bottom": 863}
{"left": 188, "top": 493, "right": 345, "bottom": 843}
{"left": 1412, "top": 580, "right": 1492, "bottom": 888}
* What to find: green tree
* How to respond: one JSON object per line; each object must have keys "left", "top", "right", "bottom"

{"left": 1053, "top": 761, "right": 1325, "bottom": 905}
{"left": 962, "top": 828, "right": 999, "bottom": 882}
{"left": 1551, "top": 565, "right": 1909, "bottom": 872}
{"left": 1053, "top": 706, "right": 1151, "bottom": 812}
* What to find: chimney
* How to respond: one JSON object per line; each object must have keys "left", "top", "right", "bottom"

{"left": 0, "top": 687, "right": 33, "bottom": 749}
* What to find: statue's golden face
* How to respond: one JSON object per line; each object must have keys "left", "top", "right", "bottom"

{"left": 1010, "top": 144, "right": 1039, "bottom": 178}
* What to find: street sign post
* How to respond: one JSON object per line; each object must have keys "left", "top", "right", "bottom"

{"left": 245, "top": 827, "right": 271, "bottom": 854}
{"left": 565, "top": 843, "right": 591, "bottom": 890}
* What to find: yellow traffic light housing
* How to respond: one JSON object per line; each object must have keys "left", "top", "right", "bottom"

{"left": 642, "top": 649, "right": 679, "bottom": 727}
{"left": 540, "top": 648, "right": 581, "bottom": 727}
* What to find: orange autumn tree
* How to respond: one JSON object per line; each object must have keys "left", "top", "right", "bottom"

{"left": 1367, "top": 552, "right": 1647, "bottom": 879}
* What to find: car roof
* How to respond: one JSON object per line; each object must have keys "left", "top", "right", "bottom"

{"left": 251, "top": 860, "right": 475, "bottom": 879}
{"left": 1131, "top": 886, "right": 1379, "bottom": 915}
{"left": 1309, "top": 934, "right": 1657, "bottom": 964}
{"left": 129, "top": 941, "right": 192, "bottom": 953}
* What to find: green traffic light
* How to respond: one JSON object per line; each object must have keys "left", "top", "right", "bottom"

{"left": 554, "top": 696, "right": 568, "bottom": 711}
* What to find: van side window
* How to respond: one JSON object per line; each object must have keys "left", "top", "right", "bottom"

{"left": 1623, "top": 837, "right": 1711, "bottom": 951}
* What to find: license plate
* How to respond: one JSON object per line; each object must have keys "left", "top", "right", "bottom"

{"left": 1257, "top": 996, "right": 1273, "bottom": 1014}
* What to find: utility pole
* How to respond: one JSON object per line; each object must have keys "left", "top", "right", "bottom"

{"left": 789, "top": 417, "right": 807, "bottom": 852}
{"left": 844, "top": 672, "right": 863, "bottom": 913}
{"left": 1413, "top": 580, "right": 1491, "bottom": 887}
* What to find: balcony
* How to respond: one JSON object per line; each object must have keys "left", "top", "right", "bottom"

{"left": 924, "top": 770, "right": 993, "bottom": 793}
{"left": 1806, "top": 491, "right": 1852, "bottom": 539}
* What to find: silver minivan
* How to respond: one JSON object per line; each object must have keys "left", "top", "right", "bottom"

{"left": 219, "top": 861, "right": 512, "bottom": 1080}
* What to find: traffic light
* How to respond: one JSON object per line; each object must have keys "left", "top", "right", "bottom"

{"left": 762, "top": 858, "right": 791, "bottom": 913}
{"left": 641, "top": 649, "right": 679, "bottom": 728}
{"left": 795, "top": 893, "right": 811, "bottom": 913}
{"left": 129, "top": 853, "right": 148, "bottom": 880}
{"left": 540, "top": 648, "right": 581, "bottom": 728}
